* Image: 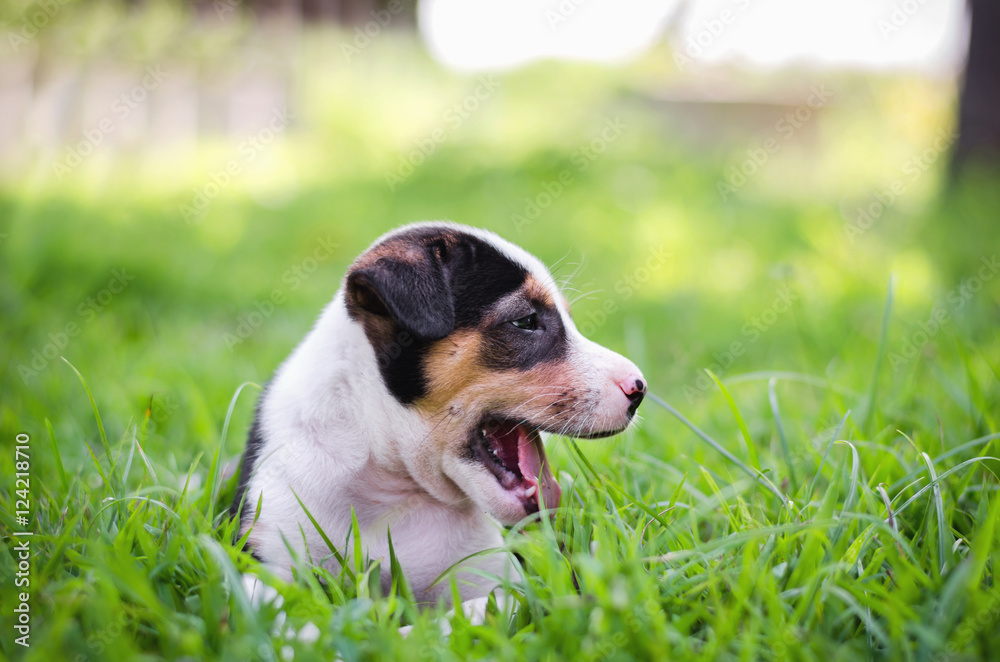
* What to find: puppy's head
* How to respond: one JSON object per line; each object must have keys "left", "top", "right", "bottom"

{"left": 345, "top": 222, "right": 646, "bottom": 524}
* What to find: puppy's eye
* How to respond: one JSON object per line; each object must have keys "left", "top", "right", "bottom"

{"left": 510, "top": 313, "right": 539, "bottom": 331}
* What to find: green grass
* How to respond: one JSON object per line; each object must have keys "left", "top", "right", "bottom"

{"left": 2, "top": 8, "right": 1000, "bottom": 661}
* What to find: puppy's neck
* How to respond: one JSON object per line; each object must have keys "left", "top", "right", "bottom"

{"left": 265, "top": 292, "right": 439, "bottom": 498}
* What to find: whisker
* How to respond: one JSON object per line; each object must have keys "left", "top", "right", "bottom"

{"left": 545, "top": 247, "right": 577, "bottom": 277}
{"left": 504, "top": 390, "right": 574, "bottom": 417}
{"left": 570, "top": 288, "right": 605, "bottom": 306}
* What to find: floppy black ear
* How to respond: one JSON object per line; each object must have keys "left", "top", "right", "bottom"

{"left": 346, "top": 249, "right": 455, "bottom": 341}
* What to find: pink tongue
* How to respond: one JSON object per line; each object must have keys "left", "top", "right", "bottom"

{"left": 517, "top": 429, "right": 562, "bottom": 509}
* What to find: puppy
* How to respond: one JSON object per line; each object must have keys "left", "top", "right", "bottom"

{"left": 232, "top": 222, "right": 646, "bottom": 607}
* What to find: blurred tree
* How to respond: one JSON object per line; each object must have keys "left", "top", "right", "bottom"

{"left": 953, "top": 0, "right": 1000, "bottom": 175}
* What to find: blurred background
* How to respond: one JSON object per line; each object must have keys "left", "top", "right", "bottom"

{"left": 1, "top": 0, "right": 998, "bottom": 472}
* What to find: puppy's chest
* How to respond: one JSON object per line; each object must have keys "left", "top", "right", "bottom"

{"left": 320, "top": 490, "right": 504, "bottom": 582}
{"left": 311, "top": 467, "right": 496, "bottom": 557}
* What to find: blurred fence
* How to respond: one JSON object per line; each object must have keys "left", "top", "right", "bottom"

{"left": 0, "top": 49, "right": 293, "bottom": 180}
{"left": 0, "top": 1, "right": 419, "bottom": 181}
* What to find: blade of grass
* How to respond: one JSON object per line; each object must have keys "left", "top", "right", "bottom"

{"left": 387, "top": 528, "right": 413, "bottom": 603}
{"left": 207, "top": 381, "right": 261, "bottom": 518}
{"left": 828, "top": 441, "right": 860, "bottom": 550}
{"left": 603, "top": 479, "right": 675, "bottom": 531}
{"left": 825, "top": 585, "right": 889, "bottom": 648}
{"left": 835, "top": 441, "right": 861, "bottom": 516}
{"left": 894, "top": 456, "right": 1000, "bottom": 515}
{"left": 705, "top": 369, "right": 761, "bottom": 471}
{"left": 122, "top": 426, "right": 138, "bottom": 487}
{"left": 62, "top": 357, "right": 118, "bottom": 491}
{"left": 647, "top": 393, "right": 793, "bottom": 513}
{"left": 876, "top": 483, "right": 904, "bottom": 555}
{"left": 768, "top": 377, "right": 798, "bottom": 492}
{"left": 806, "top": 410, "right": 851, "bottom": 502}
{"left": 923, "top": 449, "right": 952, "bottom": 575}
{"left": 290, "top": 488, "right": 352, "bottom": 580}
{"left": 908, "top": 444, "right": 953, "bottom": 575}
{"left": 861, "top": 275, "right": 894, "bottom": 433}
{"left": 198, "top": 534, "right": 256, "bottom": 626}
{"left": 44, "top": 418, "right": 69, "bottom": 494}
{"left": 888, "top": 431, "right": 1000, "bottom": 492}
{"left": 898, "top": 429, "right": 953, "bottom": 574}
{"left": 350, "top": 507, "right": 366, "bottom": 596}
{"left": 722, "top": 371, "right": 861, "bottom": 398}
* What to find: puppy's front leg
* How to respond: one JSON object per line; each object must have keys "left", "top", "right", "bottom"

{"left": 398, "top": 590, "right": 514, "bottom": 638}
{"left": 242, "top": 573, "right": 323, "bottom": 647}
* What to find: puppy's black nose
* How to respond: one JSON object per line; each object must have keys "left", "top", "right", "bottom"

{"left": 624, "top": 378, "right": 646, "bottom": 414}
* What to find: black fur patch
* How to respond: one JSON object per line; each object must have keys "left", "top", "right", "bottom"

{"left": 231, "top": 403, "right": 266, "bottom": 533}
{"left": 347, "top": 253, "right": 454, "bottom": 341}
{"left": 346, "top": 226, "right": 531, "bottom": 404}
{"left": 377, "top": 335, "right": 435, "bottom": 405}
{"left": 479, "top": 303, "right": 568, "bottom": 371}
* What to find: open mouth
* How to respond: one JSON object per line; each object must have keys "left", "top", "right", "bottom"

{"left": 470, "top": 418, "right": 562, "bottom": 514}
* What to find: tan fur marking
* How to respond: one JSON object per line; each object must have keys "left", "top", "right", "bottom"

{"left": 415, "top": 330, "right": 489, "bottom": 413}
{"left": 347, "top": 229, "right": 463, "bottom": 274}
{"left": 414, "top": 276, "right": 580, "bottom": 436}
{"left": 417, "top": 333, "right": 581, "bottom": 438}
{"left": 522, "top": 275, "right": 554, "bottom": 307}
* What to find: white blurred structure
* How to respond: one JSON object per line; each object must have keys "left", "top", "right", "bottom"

{"left": 419, "top": 0, "right": 681, "bottom": 70}
{"left": 420, "top": 0, "right": 969, "bottom": 75}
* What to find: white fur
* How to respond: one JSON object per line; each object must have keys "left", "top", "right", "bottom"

{"left": 239, "top": 222, "right": 644, "bottom": 613}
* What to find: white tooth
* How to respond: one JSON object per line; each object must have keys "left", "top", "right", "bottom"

{"left": 524, "top": 485, "right": 537, "bottom": 498}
